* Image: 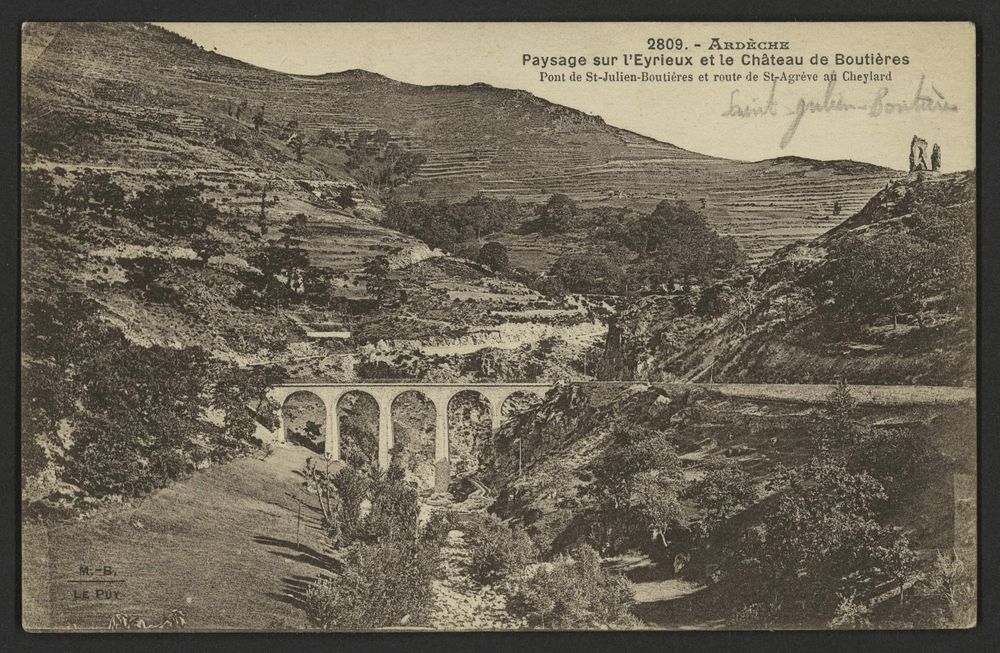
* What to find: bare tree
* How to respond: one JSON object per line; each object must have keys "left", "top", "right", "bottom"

{"left": 733, "top": 275, "right": 761, "bottom": 336}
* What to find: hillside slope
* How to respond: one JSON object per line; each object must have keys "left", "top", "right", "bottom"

{"left": 23, "top": 444, "right": 333, "bottom": 631}
{"left": 611, "top": 171, "right": 976, "bottom": 385}
{"left": 484, "top": 382, "right": 975, "bottom": 627}
{"left": 22, "top": 22, "right": 902, "bottom": 264}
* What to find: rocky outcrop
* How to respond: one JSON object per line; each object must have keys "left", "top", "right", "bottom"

{"left": 594, "top": 314, "right": 634, "bottom": 381}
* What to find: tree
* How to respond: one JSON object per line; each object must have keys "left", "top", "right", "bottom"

{"left": 629, "top": 200, "right": 744, "bottom": 284}
{"left": 301, "top": 267, "right": 338, "bottom": 307}
{"left": 336, "top": 186, "right": 356, "bottom": 209}
{"left": 35, "top": 170, "right": 127, "bottom": 230}
{"left": 316, "top": 128, "right": 341, "bottom": 146}
{"left": 128, "top": 185, "right": 220, "bottom": 236}
{"left": 588, "top": 424, "right": 684, "bottom": 553}
{"left": 62, "top": 342, "right": 222, "bottom": 497}
{"left": 550, "top": 248, "right": 629, "bottom": 295}
{"left": 477, "top": 241, "right": 510, "bottom": 272}
{"left": 246, "top": 177, "right": 276, "bottom": 237}
{"left": 682, "top": 461, "right": 759, "bottom": 541}
{"left": 631, "top": 472, "right": 687, "bottom": 549}
{"left": 733, "top": 276, "right": 761, "bottom": 336}
{"left": 696, "top": 283, "right": 733, "bottom": 317}
{"left": 360, "top": 461, "right": 420, "bottom": 543}
{"left": 538, "top": 193, "right": 577, "bottom": 234}
{"left": 290, "top": 132, "right": 305, "bottom": 161}
{"left": 250, "top": 245, "right": 309, "bottom": 289}
{"left": 721, "top": 457, "right": 915, "bottom": 626}
{"left": 247, "top": 244, "right": 310, "bottom": 312}
{"left": 282, "top": 213, "right": 309, "bottom": 241}
{"left": 363, "top": 255, "right": 391, "bottom": 279}
{"left": 380, "top": 196, "right": 521, "bottom": 254}
{"left": 918, "top": 550, "right": 975, "bottom": 627}
{"left": 346, "top": 134, "right": 426, "bottom": 201}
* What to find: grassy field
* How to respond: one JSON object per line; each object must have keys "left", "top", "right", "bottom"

{"left": 22, "top": 444, "right": 338, "bottom": 632}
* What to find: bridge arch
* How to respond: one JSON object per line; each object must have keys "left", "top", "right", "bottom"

{"left": 447, "top": 390, "right": 493, "bottom": 483}
{"left": 499, "top": 389, "right": 546, "bottom": 426}
{"left": 279, "top": 390, "right": 328, "bottom": 454}
{"left": 336, "top": 390, "right": 380, "bottom": 469}
{"left": 389, "top": 390, "right": 437, "bottom": 491}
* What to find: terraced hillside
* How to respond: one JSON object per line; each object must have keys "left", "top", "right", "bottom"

{"left": 23, "top": 23, "right": 903, "bottom": 264}
{"left": 609, "top": 170, "right": 977, "bottom": 386}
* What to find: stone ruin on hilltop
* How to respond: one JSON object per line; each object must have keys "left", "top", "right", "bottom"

{"left": 910, "top": 135, "right": 942, "bottom": 172}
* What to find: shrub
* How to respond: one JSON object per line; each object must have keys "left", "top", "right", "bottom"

{"left": 330, "top": 465, "right": 370, "bottom": 544}
{"left": 681, "top": 461, "right": 759, "bottom": 542}
{"left": 303, "top": 539, "right": 440, "bottom": 630}
{"left": 420, "top": 510, "right": 453, "bottom": 548}
{"left": 335, "top": 186, "right": 356, "bottom": 209}
{"left": 120, "top": 256, "right": 170, "bottom": 293}
{"left": 465, "top": 513, "right": 539, "bottom": 584}
{"left": 360, "top": 462, "right": 420, "bottom": 544}
{"left": 506, "top": 544, "right": 636, "bottom": 629}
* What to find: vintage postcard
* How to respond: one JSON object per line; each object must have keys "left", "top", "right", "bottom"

{"left": 20, "top": 22, "right": 976, "bottom": 631}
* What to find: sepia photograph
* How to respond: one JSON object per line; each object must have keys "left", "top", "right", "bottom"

{"left": 19, "top": 21, "right": 977, "bottom": 632}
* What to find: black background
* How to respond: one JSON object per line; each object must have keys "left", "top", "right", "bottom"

{"left": 1, "top": 1, "right": 996, "bottom": 651}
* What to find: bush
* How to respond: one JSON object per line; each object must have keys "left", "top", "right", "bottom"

{"left": 681, "top": 461, "right": 759, "bottom": 542}
{"left": 465, "top": 513, "right": 539, "bottom": 584}
{"left": 420, "top": 510, "right": 453, "bottom": 548}
{"left": 334, "top": 467, "right": 370, "bottom": 534}
{"left": 506, "top": 545, "right": 636, "bottom": 629}
{"left": 719, "top": 457, "right": 916, "bottom": 626}
{"left": 303, "top": 539, "right": 440, "bottom": 630}
{"left": 360, "top": 462, "right": 420, "bottom": 544}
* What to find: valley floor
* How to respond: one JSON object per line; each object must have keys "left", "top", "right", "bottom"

{"left": 21, "top": 382, "right": 975, "bottom": 632}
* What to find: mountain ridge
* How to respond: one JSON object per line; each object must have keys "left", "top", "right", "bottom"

{"left": 22, "top": 21, "right": 905, "bottom": 262}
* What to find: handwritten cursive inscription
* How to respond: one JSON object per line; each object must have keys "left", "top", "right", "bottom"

{"left": 721, "top": 75, "right": 958, "bottom": 148}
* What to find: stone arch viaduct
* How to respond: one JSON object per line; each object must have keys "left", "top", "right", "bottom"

{"left": 267, "top": 382, "right": 550, "bottom": 487}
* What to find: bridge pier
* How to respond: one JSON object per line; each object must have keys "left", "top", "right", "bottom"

{"left": 489, "top": 402, "right": 503, "bottom": 434}
{"left": 321, "top": 389, "right": 343, "bottom": 462}
{"left": 376, "top": 394, "right": 393, "bottom": 471}
{"left": 430, "top": 394, "right": 451, "bottom": 493}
